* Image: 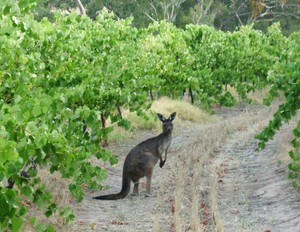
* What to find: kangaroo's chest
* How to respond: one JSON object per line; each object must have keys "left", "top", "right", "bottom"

{"left": 157, "top": 137, "right": 171, "bottom": 155}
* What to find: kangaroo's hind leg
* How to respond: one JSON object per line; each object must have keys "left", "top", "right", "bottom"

{"left": 145, "top": 174, "right": 152, "bottom": 197}
{"left": 132, "top": 181, "right": 139, "bottom": 196}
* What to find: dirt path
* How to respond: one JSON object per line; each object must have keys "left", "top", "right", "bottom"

{"left": 214, "top": 110, "right": 300, "bottom": 231}
{"left": 72, "top": 103, "right": 300, "bottom": 232}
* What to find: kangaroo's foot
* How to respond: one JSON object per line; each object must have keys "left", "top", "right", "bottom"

{"left": 145, "top": 193, "right": 152, "bottom": 197}
{"left": 159, "top": 160, "right": 166, "bottom": 168}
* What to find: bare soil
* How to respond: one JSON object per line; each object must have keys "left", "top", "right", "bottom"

{"left": 71, "top": 103, "right": 300, "bottom": 232}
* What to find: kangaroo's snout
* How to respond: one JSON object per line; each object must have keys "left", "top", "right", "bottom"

{"left": 163, "top": 123, "right": 173, "bottom": 133}
{"left": 163, "top": 123, "right": 173, "bottom": 132}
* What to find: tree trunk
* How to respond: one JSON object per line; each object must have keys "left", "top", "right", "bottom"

{"left": 75, "top": 0, "right": 85, "bottom": 15}
{"left": 117, "top": 106, "right": 123, "bottom": 119}
{"left": 189, "top": 87, "right": 194, "bottom": 104}
{"left": 100, "top": 113, "right": 108, "bottom": 147}
{"left": 149, "top": 89, "right": 154, "bottom": 101}
{"left": 182, "top": 89, "right": 186, "bottom": 99}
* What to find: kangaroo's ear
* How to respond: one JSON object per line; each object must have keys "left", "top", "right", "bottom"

{"left": 169, "top": 112, "right": 176, "bottom": 121}
{"left": 157, "top": 113, "right": 166, "bottom": 122}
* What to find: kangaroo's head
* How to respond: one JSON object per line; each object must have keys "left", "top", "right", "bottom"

{"left": 157, "top": 112, "right": 176, "bottom": 133}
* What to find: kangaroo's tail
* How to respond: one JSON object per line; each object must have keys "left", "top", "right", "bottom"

{"left": 93, "top": 169, "right": 131, "bottom": 200}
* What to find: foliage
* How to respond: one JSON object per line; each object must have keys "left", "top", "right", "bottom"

{"left": 256, "top": 32, "right": 300, "bottom": 187}
{"left": 0, "top": 2, "right": 145, "bottom": 231}
{"left": 0, "top": 0, "right": 296, "bottom": 231}
{"left": 33, "top": 0, "right": 299, "bottom": 35}
{"left": 183, "top": 23, "right": 286, "bottom": 107}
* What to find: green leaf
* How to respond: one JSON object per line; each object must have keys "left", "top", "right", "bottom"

{"left": 109, "top": 155, "right": 118, "bottom": 166}
{"left": 21, "top": 185, "right": 34, "bottom": 198}
{"left": 292, "top": 181, "right": 300, "bottom": 189}
{"left": 46, "top": 224, "right": 56, "bottom": 232}
{"left": 32, "top": 106, "right": 42, "bottom": 117}
{"left": 18, "top": 206, "right": 28, "bottom": 217}
{"left": 11, "top": 216, "right": 24, "bottom": 232}
{"left": 291, "top": 138, "right": 300, "bottom": 148}
{"left": 45, "top": 203, "right": 57, "bottom": 218}
{"left": 288, "top": 172, "right": 299, "bottom": 179}
{"left": 118, "top": 119, "right": 131, "bottom": 130}
{"left": 0, "top": 138, "right": 18, "bottom": 162}
{"left": 0, "top": 172, "right": 4, "bottom": 181}
{"left": 0, "top": 194, "right": 9, "bottom": 217}
{"left": 289, "top": 151, "right": 300, "bottom": 161}
{"left": 288, "top": 162, "right": 300, "bottom": 172}
{"left": 3, "top": 5, "right": 11, "bottom": 15}
{"left": 29, "top": 217, "right": 36, "bottom": 225}
{"left": 293, "top": 128, "right": 300, "bottom": 137}
{"left": 60, "top": 207, "right": 75, "bottom": 222}
{"left": 36, "top": 222, "right": 45, "bottom": 232}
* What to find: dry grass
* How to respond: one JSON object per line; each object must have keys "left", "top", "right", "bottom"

{"left": 121, "top": 109, "right": 157, "bottom": 131}
{"left": 275, "top": 115, "right": 299, "bottom": 165}
{"left": 114, "top": 97, "right": 215, "bottom": 136}
{"left": 227, "top": 86, "right": 274, "bottom": 105}
{"left": 23, "top": 170, "right": 76, "bottom": 232}
{"left": 152, "top": 122, "right": 232, "bottom": 231}
{"left": 191, "top": 161, "right": 203, "bottom": 231}
{"left": 22, "top": 97, "right": 215, "bottom": 231}
{"left": 152, "top": 215, "right": 162, "bottom": 232}
{"left": 107, "top": 126, "right": 132, "bottom": 143}
{"left": 150, "top": 101, "right": 281, "bottom": 232}
{"left": 210, "top": 171, "right": 224, "bottom": 232}
{"left": 151, "top": 97, "right": 215, "bottom": 125}
{"left": 22, "top": 97, "right": 286, "bottom": 231}
{"left": 247, "top": 88, "right": 270, "bottom": 105}
{"left": 173, "top": 172, "right": 183, "bottom": 231}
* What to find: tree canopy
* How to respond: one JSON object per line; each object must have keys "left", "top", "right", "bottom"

{"left": 34, "top": 0, "right": 299, "bottom": 35}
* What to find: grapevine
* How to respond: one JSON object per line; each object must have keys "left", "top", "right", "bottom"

{"left": 0, "top": 0, "right": 296, "bottom": 231}
{"left": 256, "top": 31, "right": 300, "bottom": 187}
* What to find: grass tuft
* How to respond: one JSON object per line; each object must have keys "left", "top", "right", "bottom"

{"left": 151, "top": 97, "right": 215, "bottom": 125}
{"left": 122, "top": 110, "right": 157, "bottom": 131}
{"left": 108, "top": 126, "right": 132, "bottom": 143}
{"left": 111, "top": 97, "right": 216, "bottom": 138}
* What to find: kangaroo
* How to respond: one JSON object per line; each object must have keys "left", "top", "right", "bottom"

{"left": 93, "top": 112, "right": 176, "bottom": 200}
